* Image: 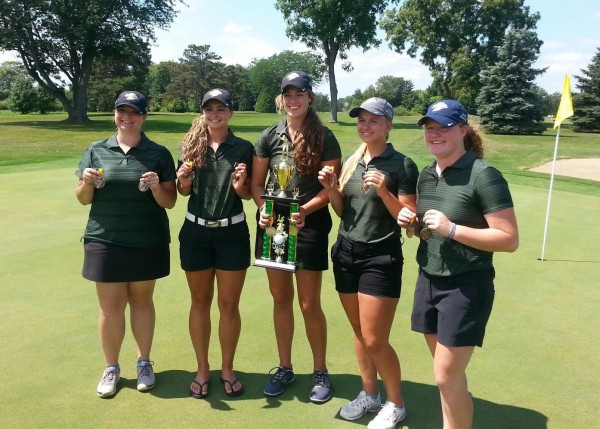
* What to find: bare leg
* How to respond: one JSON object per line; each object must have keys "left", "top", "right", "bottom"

{"left": 296, "top": 270, "right": 327, "bottom": 371}
{"left": 187, "top": 269, "right": 215, "bottom": 396}
{"left": 128, "top": 280, "right": 156, "bottom": 361}
{"left": 431, "top": 339, "right": 475, "bottom": 429}
{"left": 215, "top": 268, "right": 246, "bottom": 393}
{"left": 338, "top": 292, "right": 378, "bottom": 394}
{"left": 96, "top": 282, "right": 128, "bottom": 365}
{"left": 358, "top": 293, "right": 403, "bottom": 406}
{"left": 267, "top": 269, "right": 295, "bottom": 368}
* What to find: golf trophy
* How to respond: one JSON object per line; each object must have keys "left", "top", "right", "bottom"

{"left": 254, "top": 134, "right": 303, "bottom": 272}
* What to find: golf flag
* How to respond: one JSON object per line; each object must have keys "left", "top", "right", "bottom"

{"left": 541, "top": 75, "right": 574, "bottom": 261}
{"left": 553, "top": 75, "right": 574, "bottom": 129}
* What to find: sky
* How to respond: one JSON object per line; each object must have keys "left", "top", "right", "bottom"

{"left": 1, "top": 0, "right": 598, "bottom": 98}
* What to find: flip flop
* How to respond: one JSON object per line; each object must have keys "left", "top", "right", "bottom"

{"left": 220, "top": 377, "right": 244, "bottom": 397}
{"left": 189, "top": 379, "right": 209, "bottom": 399}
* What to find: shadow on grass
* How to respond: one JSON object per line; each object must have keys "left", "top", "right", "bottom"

{"left": 147, "top": 371, "right": 547, "bottom": 428}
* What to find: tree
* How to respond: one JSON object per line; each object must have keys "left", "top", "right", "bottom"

{"left": 164, "top": 44, "right": 225, "bottom": 112}
{"left": 249, "top": 50, "right": 325, "bottom": 113}
{"left": 0, "top": 0, "right": 181, "bottom": 123}
{"left": 572, "top": 47, "right": 600, "bottom": 133}
{"left": 275, "top": 0, "right": 392, "bottom": 122}
{"left": 8, "top": 76, "right": 57, "bottom": 114}
{"left": 88, "top": 42, "right": 152, "bottom": 112}
{"left": 0, "top": 61, "right": 29, "bottom": 109}
{"left": 146, "top": 61, "right": 177, "bottom": 112}
{"left": 362, "top": 75, "right": 415, "bottom": 109}
{"left": 476, "top": 28, "right": 546, "bottom": 135}
{"left": 381, "top": 0, "right": 540, "bottom": 109}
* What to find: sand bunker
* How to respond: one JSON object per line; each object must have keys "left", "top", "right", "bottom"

{"left": 528, "top": 158, "right": 600, "bottom": 182}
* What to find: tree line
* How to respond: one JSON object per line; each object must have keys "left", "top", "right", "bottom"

{"left": 1, "top": 0, "right": 599, "bottom": 133}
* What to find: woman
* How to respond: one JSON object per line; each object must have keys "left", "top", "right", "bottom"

{"left": 75, "top": 91, "right": 177, "bottom": 398}
{"left": 176, "top": 89, "right": 253, "bottom": 399}
{"left": 319, "top": 97, "right": 417, "bottom": 429}
{"left": 397, "top": 100, "right": 519, "bottom": 429}
{"left": 251, "top": 71, "right": 341, "bottom": 403}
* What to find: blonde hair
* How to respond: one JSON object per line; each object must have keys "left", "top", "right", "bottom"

{"left": 275, "top": 91, "right": 324, "bottom": 176}
{"left": 179, "top": 114, "right": 210, "bottom": 167}
{"left": 338, "top": 143, "right": 367, "bottom": 189}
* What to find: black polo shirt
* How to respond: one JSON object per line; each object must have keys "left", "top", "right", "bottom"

{"left": 255, "top": 119, "right": 342, "bottom": 204}
{"left": 76, "top": 133, "right": 176, "bottom": 247}
{"left": 182, "top": 130, "right": 254, "bottom": 219}
{"left": 339, "top": 143, "right": 418, "bottom": 243}
{"left": 416, "top": 150, "right": 514, "bottom": 276}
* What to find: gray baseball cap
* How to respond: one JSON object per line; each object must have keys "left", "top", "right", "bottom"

{"left": 349, "top": 97, "right": 394, "bottom": 121}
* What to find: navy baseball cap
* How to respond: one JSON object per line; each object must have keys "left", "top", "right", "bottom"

{"left": 418, "top": 99, "right": 468, "bottom": 127}
{"left": 349, "top": 97, "right": 394, "bottom": 122}
{"left": 114, "top": 91, "right": 148, "bottom": 114}
{"left": 281, "top": 71, "right": 312, "bottom": 92}
{"left": 201, "top": 88, "right": 234, "bottom": 109}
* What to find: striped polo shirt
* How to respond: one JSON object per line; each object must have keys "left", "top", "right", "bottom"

{"left": 416, "top": 150, "right": 514, "bottom": 276}
{"left": 339, "top": 143, "right": 419, "bottom": 243}
{"left": 76, "top": 133, "right": 176, "bottom": 247}
{"left": 182, "top": 130, "right": 254, "bottom": 219}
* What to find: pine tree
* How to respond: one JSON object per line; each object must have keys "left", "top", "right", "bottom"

{"left": 572, "top": 47, "right": 600, "bottom": 133}
{"left": 476, "top": 28, "right": 546, "bottom": 135}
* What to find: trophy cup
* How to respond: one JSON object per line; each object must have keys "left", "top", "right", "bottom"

{"left": 254, "top": 134, "right": 303, "bottom": 272}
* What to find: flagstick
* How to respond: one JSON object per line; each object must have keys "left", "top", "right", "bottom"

{"left": 540, "top": 126, "right": 561, "bottom": 261}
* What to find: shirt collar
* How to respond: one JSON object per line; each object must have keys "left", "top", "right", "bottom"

{"left": 426, "top": 149, "right": 476, "bottom": 172}
{"left": 107, "top": 132, "right": 151, "bottom": 150}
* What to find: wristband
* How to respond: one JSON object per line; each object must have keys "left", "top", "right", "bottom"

{"left": 448, "top": 222, "right": 456, "bottom": 239}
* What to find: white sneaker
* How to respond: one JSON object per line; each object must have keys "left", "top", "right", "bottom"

{"left": 137, "top": 360, "right": 155, "bottom": 391}
{"left": 340, "top": 390, "right": 382, "bottom": 421}
{"left": 97, "top": 366, "right": 120, "bottom": 398}
{"left": 367, "top": 400, "right": 406, "bottom": 429}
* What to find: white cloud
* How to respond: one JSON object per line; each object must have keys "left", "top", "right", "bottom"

{"left": 211, "top": 22, "right": 280, "bottom": 65}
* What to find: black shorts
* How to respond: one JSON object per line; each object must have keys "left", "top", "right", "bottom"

{"left": 331, "top": 235, "right": 403, "bottom": 298}
{"left": 411, "top": 268, "right": 495, "bottom": 347}
{"left": 179, "top": 218, "right": 250, "bottom": 271}
{"left": 254, "top": 204, "right": 332, "bottom": 271}
{"left": 83, "top": 240, "right": 170, "bottom": 282}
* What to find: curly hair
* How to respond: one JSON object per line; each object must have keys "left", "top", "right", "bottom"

{"left": 178, "top": 114, "right": 210, "bottom": 167}
{"left": 463, "top": 124, "right": 484, "bottom": 159}
{"left": 275, "top": 91, "right": 324, "bottom": 176}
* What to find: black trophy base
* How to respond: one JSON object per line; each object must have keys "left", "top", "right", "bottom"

{"left": 254, "top": 258, "right": 303, "bottom": 272}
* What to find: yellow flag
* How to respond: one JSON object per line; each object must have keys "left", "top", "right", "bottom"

{"left": 553, "top": 75, "right": 574, "bottom": 129}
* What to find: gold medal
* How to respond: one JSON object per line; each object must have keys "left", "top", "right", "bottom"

{"left": 266, "top": 226, "right": 276, "bottom": 237}
{"left": 406, "top": 214, "right": 416, "bottom": 238}
{"left": 420, "top": 227, "right": 432, "bottom": 240}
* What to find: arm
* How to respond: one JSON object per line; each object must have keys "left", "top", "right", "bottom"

{"left": 302, "top": 158, "right": 342, "bottom": 216}
{"left": 423, "top": 207, "right": 519, "bottom": 253}
{"left": 75, "top": 168, "right": 100, "bottom": 205}
{"left": 365, "top": 170, "right": 417, "bottom": 219}
{"left": 150, "top": 178, "right": 177, "bottom": 209}
{"left": 317, "top": 164, "right": 344, "bottom": 218}
{"left": 232, "top": 162, "right": 252, "bottom": 200}
{"left": 176, "top": 162, "right": 193, "bottom": 197}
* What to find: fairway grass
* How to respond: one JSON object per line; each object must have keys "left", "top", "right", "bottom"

{"left": 1, "top": 112, "right": 599, "bottom": 428}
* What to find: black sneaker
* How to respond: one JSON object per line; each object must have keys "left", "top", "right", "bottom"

{"left": 263, "top": 366, "right": 295, "bottom": 396}
{"left": 309, "top": 370, "right": 333, "bottom": 404}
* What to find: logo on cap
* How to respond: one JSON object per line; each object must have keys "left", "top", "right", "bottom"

{"left": 431, "top": 101, "right": 448, "bottom": 112}
{"left": 286, "top": 72, "right": 301, "bottom": 80}
{"left": 124, "top": 92, "right": 139, "bottom": 101}
{"left": 208, "top": 89, "right": 224, "bottom": 97}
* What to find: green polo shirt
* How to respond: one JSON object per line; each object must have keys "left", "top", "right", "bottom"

{"left": 76, "top": 133, "right": 176, "bottom": 247}
{"left": 182, "top": 130, "right": 254, "bottom": 219}
{"left": 339, "top": 143, "right": 418, "bottom": 243}
{"left": 255, "top": 119, "right": 342, "bottom": 204}
{"left": 416, "top": 150, "right": 514, "bottom": 276}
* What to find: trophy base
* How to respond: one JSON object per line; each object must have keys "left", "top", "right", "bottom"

{"left": 254, "top": 259, "right": 303, "bottom": 272}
